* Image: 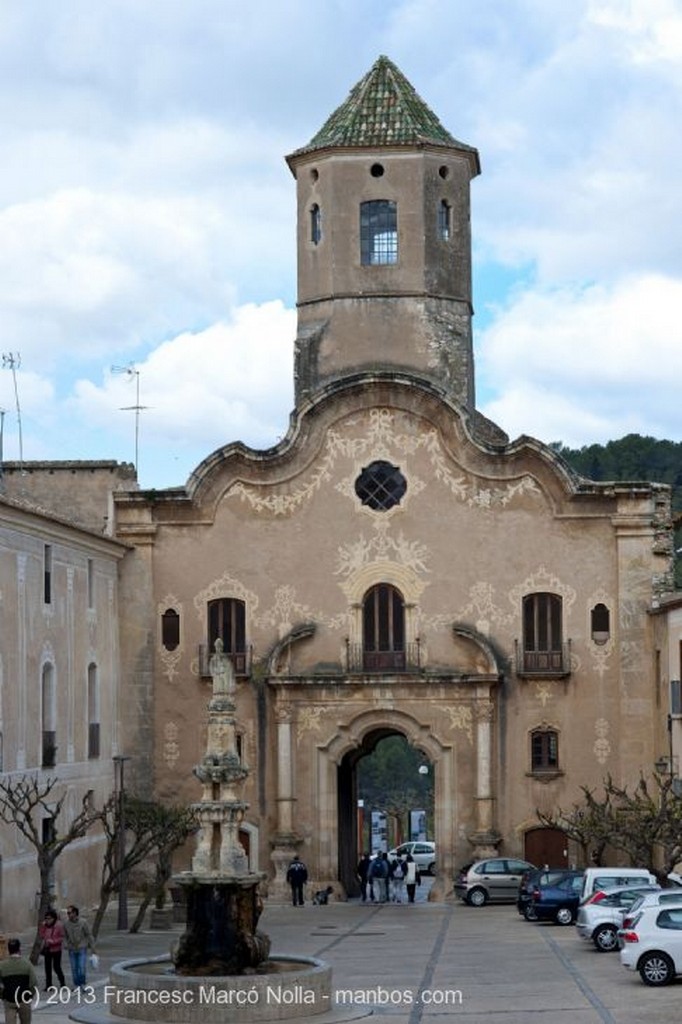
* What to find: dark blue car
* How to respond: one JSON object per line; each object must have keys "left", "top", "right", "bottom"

{"left": 530, "top": 871, "right": 584, "bottom": 925}
{"left": 517, "top": 868, "right": 579, "bottom": 920}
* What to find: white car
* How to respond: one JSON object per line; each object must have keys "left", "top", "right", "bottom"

{"left": 387, "top": 841, "right": 436, "bottom": 874}
{"left": 619, "top": 904, "right": 682, "bottom": 985}
{"left": 619, "top": 889, "right": 682, "bottom": 932}
{"left": 576, "top": 885, "right": 660, "bottom": 951}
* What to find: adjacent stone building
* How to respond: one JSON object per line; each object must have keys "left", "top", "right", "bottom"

{"left": 0, "top": 489, "right": 128, "bottom": 929}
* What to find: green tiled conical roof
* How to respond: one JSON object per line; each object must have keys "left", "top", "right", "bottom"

{"left": 289, "top": 56, "right": 479, "bottom": 168}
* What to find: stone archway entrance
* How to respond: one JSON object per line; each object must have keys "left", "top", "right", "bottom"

{"left": 320, "top": 708, "right": 453, "bottom": 900}
{"left": 337, "top": 727, "right": 434, "bottom": 896}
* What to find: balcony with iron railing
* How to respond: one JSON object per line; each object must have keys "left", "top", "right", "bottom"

{"left": 198, "top": 644, "right": 253, "bottom": 679}
{"left": 345, "top": 640, "right": 422, "bottom": 674}
{"left": 515, "top": 640, "right": 571, "bottom": 678}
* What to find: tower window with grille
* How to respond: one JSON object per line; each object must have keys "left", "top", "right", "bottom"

{"left": 360, "top": 200, "right": 397, "bottom": 265}
{"left": 355, "top": 461, "right": 407, "bottom": 511}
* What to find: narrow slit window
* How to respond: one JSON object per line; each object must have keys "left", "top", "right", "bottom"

{"left": 161, "top": 608, "right": 180, "bottom": 651}
{"left": 438, "top": 200, "right": 451, "bottom": 240}
{"left": 591, "top": 603, "right": 610, "bottom": 644}
{"left": 310, "top": 204, "right": 321, "bottom": 245}
{"left": 44, "top": 544, "right": 52, "bottom": 605}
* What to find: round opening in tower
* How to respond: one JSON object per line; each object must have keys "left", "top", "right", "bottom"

{"left": 370, "top": 162, "right": 385, "bottom": 177}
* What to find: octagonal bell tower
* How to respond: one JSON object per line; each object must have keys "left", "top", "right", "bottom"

{"left": 286, "top": 55, "right": 481, "bottom": 413}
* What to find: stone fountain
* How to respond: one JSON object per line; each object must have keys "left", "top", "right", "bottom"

{"left": 172, "top": 638, "right": 270, "bottom": 975}
{"left": 74, "top": 641, "right": 347, "bottom": 1024}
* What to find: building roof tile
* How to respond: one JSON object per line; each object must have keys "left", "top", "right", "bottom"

{"left": 290, "top": 55, "right": 478, "bottom": 167}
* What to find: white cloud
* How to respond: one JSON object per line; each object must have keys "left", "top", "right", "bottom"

{"left": 478, "top": 274, "right": 682, "bottom": 446}
{"left": 71, "top": 300, "right": 296, "bottom": 471}
{"left": 1, "top": 1, "right": 681, "bottom": 484}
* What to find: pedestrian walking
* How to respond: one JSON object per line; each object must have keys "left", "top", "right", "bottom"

{"left": 0, "top": 938, "right": 38, "bottom": 1024}
{"left": 390, "top": 856, "right": 405, "bottom": 902}
{"left": 38, "top": 910, "right": 66, "bottom": 990}
{"left": 286, "top": 855, "right": 308, "bottom": 906}
{"left": 404, "top": 853, "right": 421, "bottom": 903}
{"left": 368, "top": 852, "right": 388, "bottom": 903}
{"left": 63, "top": 906, "right": 96, "bottom": 990}
{"left": 356, "top": 852, "right": 371, "bottom": 902}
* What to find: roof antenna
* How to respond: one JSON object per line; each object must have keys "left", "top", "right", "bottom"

{"left": 111, "top": 363, "right": 148, "bottom": 478}
{"left": 1, "top": 352, "right": 24, "bottom": 473}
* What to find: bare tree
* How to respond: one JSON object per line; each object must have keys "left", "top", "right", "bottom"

{"left": 601, "top": 772, "right": 682, "bottom": 885}
{"left": 537, "top": 786, "right": 615, "bottom": 866}
{"left": 92, "top": 796, "right": 196, "bottom": 936}
{"left": 128, "top": 805, "right": 197, "bottom": 933}
{"left": 0, "top": 775, "right": 101, "bottom": 962}
{"left": 537, "top": 773, "right": 682, "bottom": 883}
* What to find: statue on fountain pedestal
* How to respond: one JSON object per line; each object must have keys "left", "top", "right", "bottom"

{"left": 209, "top": 638, "right": 236, "bottom": 697}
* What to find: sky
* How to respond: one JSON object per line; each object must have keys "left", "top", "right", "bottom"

{"left": 1, "top": 0, "right": 681, "bottom": 489}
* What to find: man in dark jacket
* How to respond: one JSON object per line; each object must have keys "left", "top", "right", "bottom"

{"left": 0, "top": 938, "right": 38, "bottom": 1024}
{"left": 286, "top": 855, "right": 308, "bottom": 906}
{"left": 356, "top": 852, "right": 371, "bottom": 902}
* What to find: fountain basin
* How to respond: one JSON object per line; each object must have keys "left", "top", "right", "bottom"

{"left": 91, "top": 954, "right": 333, "bottom": 1023}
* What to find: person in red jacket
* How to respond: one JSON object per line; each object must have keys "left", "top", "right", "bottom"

{"left": 39, "top": 909, "right": 66, "bottom": 990}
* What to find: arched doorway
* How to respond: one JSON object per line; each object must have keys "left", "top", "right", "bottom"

{"left": 337, "top": 728, "right": 434, "bottom": 895}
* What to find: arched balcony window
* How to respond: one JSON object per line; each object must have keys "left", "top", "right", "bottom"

{"left": 362, "top": 583, "right": 405, "bottom": 671}
{"left": 201, "top": 598, "right": 251, "bottom": 677}
{"left": 516, "top": 593, "right": 570, "bottom": 676}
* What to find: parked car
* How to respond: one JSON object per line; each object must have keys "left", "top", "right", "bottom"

{"left": 517, "top": 868, "right": 581, "bottom": 921}
{"left": 576, "top": 885, "right": 661, "bottom": 951}
{"left": 619, "top": 904, "right": 682, "bottom": 985}
{"left": 579, "top": 867, "right": 656, "bottom": 903}
{"left": 529, "top": 870, "right": 585, "bottom": 925}
{"left": 619, "top": 890, "right": 682, "bottom": 933}
{"left": 387, "top": 841, "right": 436, "bottom": 874}
{"left": 455, "top": 858, "right": 535, "bottom": 907}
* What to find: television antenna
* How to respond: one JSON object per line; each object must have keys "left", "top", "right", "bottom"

{"left": 111, "top": 364, "right": 148, "bottom": 476}
{"left": 1, "top": 352, "right": 24, "bottom": 470}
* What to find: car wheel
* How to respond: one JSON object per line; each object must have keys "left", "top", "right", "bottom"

{"left": 467, "top": 887, "right": 488, "bottom": 907}
{"left": 638, "top": 951, "right": 675, "bottom": 986}
{"left": 428, "top": 862, "right": 436, "bottom": 875}
{"left": 523, "top": 904, "right": 538, "bottom": 921}
{"left": 554, "top": 906, "right": 575, "bottom": 926}
{"left": 593, "top": 924, "right": 618, "bottom": 952}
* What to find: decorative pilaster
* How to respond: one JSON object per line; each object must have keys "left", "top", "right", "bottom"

{"left": 469, "top": 693, "right": 500, "bottom": 857}
{"left": 269, "top": 703, "right": 303, "bottom": 901}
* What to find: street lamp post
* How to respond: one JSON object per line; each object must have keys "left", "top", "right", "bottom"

{"left": 113, "top": 756, "right": 131, "bottom": 930}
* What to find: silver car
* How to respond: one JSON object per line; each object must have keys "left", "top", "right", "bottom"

{"left": 576, "top": 884, "right": 660, "bottom": 951}
{"left": 455, "top": 857, "right": 535, "bottom": 907}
